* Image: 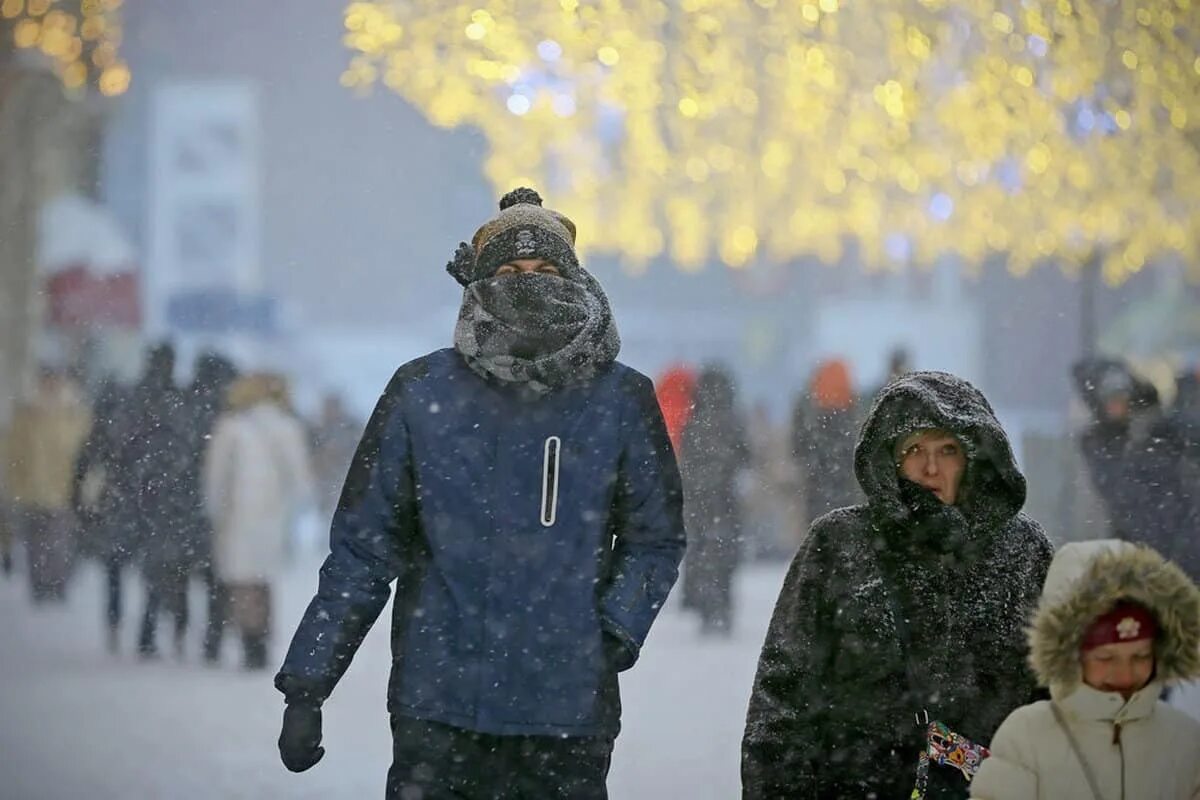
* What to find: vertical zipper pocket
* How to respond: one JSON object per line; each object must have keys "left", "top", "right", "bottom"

{"left": 541, "top": 436, "right": 561, "bottom": 527}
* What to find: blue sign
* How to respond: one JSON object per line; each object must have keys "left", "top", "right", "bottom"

{"left": 166, "top": 288, "right": 276, "bottom": 334}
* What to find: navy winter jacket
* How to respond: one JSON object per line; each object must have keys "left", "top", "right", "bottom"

{"left": 275, "top": 349, "right": 686, "bottom": 737}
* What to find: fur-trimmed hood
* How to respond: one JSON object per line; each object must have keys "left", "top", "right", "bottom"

{"left": 1029, "top": 540, "right": 1200, "bottom": 696}
{"left": 854, "top": 371, "right": 1025, "bottom": 529}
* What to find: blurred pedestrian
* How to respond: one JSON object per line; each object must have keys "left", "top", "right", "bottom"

{"left": 1073, "top": 357, "right": 1200, "bottom": 581}
{"left": 4, "top": 365, "right": 91, "bottom": 603}
{"left": 126, "top": 343, "right": 194, "bottom": 659}
{"left": 308, "top": 391, "right": 359, "bottom": 531}
{"left": 176, "top": 352, "right": 239, "bottom": 663}
{"left": 204, "top": 373, "right": 314, "bottom": 669}
{"left": 790, "top": 358, "right": 860, "bottom": 526}
{"left": 655, "top": 363, "right": 698, "bottom": 453}
{"left": 72, "top": 379, "right": 140, "bottom": 651}
{"left": 679, "top": 364, "right": 750, "bottom": 635}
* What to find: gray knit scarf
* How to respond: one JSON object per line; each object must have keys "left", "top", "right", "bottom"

{"left": 453, "top": 271, "right": 621, "bottom": 395}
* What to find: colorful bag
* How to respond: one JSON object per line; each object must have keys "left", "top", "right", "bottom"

{"left": 910, "top": 712, "right": 991, "bottom": 800}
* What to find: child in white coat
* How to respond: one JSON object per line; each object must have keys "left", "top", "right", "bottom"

{"left": 970, "top": 540, "right": 1200, "bottom": 800}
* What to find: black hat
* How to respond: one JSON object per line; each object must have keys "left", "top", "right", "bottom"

{"left": 447, "top": 188, "right": 581, "bottom": 286}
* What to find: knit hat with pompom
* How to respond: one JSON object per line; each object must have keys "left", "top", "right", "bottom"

{"left": 446, "top": 188, "right": 581, "bottom": 286}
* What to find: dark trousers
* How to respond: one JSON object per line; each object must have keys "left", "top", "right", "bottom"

{"left": 138, "top": 563, "right": 189, "bottom": 656}
{"left": 386, "top": 716, "right": 613, "bottom": 800}
{"left": 105, "top": 555, "right": 122, "bottom": 628}
{"left": 23, "top": 509, "right": 75, "bottom": 602}
{"left": 201, "top": 566, "right": 227, "bottom": 661}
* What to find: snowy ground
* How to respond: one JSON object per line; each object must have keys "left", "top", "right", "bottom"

{"left": 2, "top": 554, "right": 1198, "bottom": 800}
{"left": 0, "top": 554, "right": 784, "bottom": 800}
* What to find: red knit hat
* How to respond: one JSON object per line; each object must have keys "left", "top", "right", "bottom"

{"left": 1080, "top": 601, "right": 1158, "bottom": 652}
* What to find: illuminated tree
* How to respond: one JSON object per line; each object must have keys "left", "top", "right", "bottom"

{"left": 341, "top": 0, "right": 1199, "bottom": 284}
{"left": 2, "top": 0, "right": 129, "bottom": 97}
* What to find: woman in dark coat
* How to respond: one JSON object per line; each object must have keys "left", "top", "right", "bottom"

{"left": 679, "top": 365, "right": 750, "bottom": 635}
{"left": 743, "top": 371, "right": 1053, "bottom": 799}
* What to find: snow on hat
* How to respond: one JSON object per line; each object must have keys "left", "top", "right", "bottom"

{"left": 1080, "top": 600, "right": 1158, "bottom": 653}
{"left": 446, "top": 188, "right": 581, "bottom": 286}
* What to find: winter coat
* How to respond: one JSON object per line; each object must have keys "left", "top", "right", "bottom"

{"left": 275, "top": 349, "right": 686, "bottom": 737}
{"left": 72, "top": 382, "right": 141, "bottom": 562}
{"left": 124, "top": 375, "right": 197, "bottom": 574}
{"left": 970, "top": 540, "right": 1200, "bottom": 800}
{"left": 743, "top": 371, "right": 1054, "bottom": 799}
{"left": 680, "top": 368, "right": 751, "bottom": 587}
{"left": 205, "top": 401, "right": 315, "bottom": 584}
{"left": 4, "top": 382, "right": 91, "bottom": 512}
{"left": 1079, "top": 414, "right": 1200, "bottom": 581}
{"left": 791, "top": 361, "right": 861, "bottom": 523}
{"left": 177, "top": 354, "right": 238, "bottom": 570}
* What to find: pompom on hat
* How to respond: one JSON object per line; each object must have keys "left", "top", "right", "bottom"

{"left": 446, "top": 188, "right": 581, "bottom": 286}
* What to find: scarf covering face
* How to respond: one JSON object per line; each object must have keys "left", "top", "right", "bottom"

{"left": 453, "top": 270, "right": 621, "bottom": 395}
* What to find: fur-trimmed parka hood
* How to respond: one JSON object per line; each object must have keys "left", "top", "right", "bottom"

{"left": 1029, "top": 540, "right": 1200, "bottom": 695}
{"left": 854, "top": 371, "right": 1026, "bottom": 529}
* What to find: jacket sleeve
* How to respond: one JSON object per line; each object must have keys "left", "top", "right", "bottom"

{"left": 741, "top": 522, "right": 834, "bottom": 799}
{"left": 967, "top": 709, "right": 1039, "bottom": 799}
{"left": 274, "top": 371, "right": 416, "bottom": 705}
{"left": 598, "top": 372, "right": 686, "bottom": 669}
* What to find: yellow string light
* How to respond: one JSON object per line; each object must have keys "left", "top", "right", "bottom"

{"left": 343, "top": 0, "right": 1198, "bottom": 283}
{"left": 3, "top": 0, "right": 128, "bottom": 96}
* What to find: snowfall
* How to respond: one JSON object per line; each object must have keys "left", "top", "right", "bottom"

{"left": 2, "top": 551, "right": 1198, "bottom": 800}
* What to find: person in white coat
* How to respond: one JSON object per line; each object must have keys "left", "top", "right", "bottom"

{"left": 970, "top": 539, "right": 1200, "bottom": 800}
{"left": 204, "top": 373, "right": 315, "bottom": 669}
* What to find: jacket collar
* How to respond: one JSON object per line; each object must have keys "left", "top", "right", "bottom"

{"left": 1053, "top": 682, "right": 1160, "bottom": 724}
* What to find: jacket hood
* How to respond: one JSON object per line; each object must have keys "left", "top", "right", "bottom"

{"left": 1029, "top": 540, "right": 1200, "bottom": 693}
{"left": 853, "top": 371, "right": 1025, "bottom": 527}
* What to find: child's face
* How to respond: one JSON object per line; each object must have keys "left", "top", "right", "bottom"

{"left": 1081, "top": 639, "right": 1155, "bottom": 699}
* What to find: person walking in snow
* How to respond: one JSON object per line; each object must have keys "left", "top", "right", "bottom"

{"left": 125, "top": 343, "right": 195, "bottom": 659}
{"left": 790, "top": 358, "right": 861, "bottom": 526}
{"left": 970, "top": 540, "right": 1200, "bottom": 799}
{"left": 743, "top": 371, "right": 1054, "bottom": 799}
{"left": 274, "top": 188, "right": 686, "bottom": 799}
{"left": 72, "top": 379, "right": 140, "bottom": 651}
{"left": 5, "top": 365, "right": 91, "bottom": 603}
{"left": 679, "top": 364, "right": 750, "bottom": 635}
{"left": 175, "top": 352, "right": 239, "bottom": 663}
{"left": 204, "top": 373, "right": 314, "bottom": 669}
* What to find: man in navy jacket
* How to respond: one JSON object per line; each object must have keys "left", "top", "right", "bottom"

{"left": 275, "top": 188, "right": 686, "bottom": 799}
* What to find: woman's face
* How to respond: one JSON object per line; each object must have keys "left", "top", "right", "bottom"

{"left": 895, "top": 429, "right": 967, "bottom": 505}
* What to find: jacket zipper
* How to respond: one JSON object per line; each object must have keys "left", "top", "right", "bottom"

{"left": 1114, "top": 723, "right": 1125, "bottom": 800}
{"left": 540, "top": 436, "right": 561, "bottom": 527}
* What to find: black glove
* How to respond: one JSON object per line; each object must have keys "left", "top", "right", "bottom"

{"left": 603, "top": 632, "right": 638, "bottom": 672}
{"left": 278, "top": 702, "right": 325, "bottom": 772}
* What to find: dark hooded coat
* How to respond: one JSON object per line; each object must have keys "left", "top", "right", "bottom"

{"left": 742, "top": 371, "right": 1054, "bottom": 799}
{"left": 1074, "top": 361, "right": 1200, "bottom": 581}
